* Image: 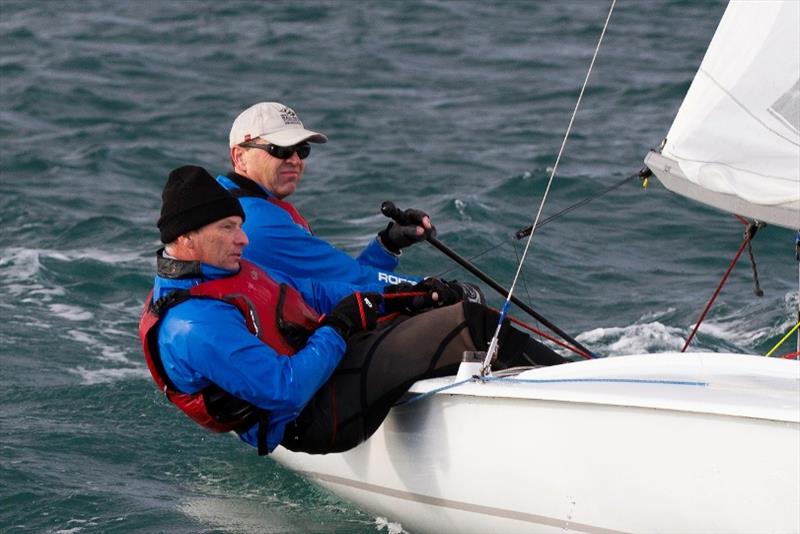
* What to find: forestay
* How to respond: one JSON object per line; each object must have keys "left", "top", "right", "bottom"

{"left": 645, "top": 0, "right": 800, "bottom": 229}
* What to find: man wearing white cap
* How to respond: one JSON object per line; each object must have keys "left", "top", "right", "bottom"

{"left": 143, "top": 166, "right": 567, "bottom": 456}
{"left": 217, "top": 101, "right": 432, "bottom": 288}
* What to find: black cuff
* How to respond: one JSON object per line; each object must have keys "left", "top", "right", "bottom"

{"left": 320, "top": 314, "right": 351, "bottom": 339}
{"left": 378, "top": 227, "right": 402, "bottom": 255}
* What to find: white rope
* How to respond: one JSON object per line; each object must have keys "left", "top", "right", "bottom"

{"left": 482, "top": 0, "right": 618, "bottom": 374}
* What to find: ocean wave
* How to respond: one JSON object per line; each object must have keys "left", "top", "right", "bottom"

{"left": 65, "top": 328, "right": 133, "bottom": 364}
{"left": 68, "top": 365, "right": 146, "bottom": 385}
{"left": 578, "top": 320, "right": 686, "bottom": 356}
{"left": 1, "top": 245, "right": 151, "bottom": 274}
{"left": 50, "top": 304, "right": 93, "bottom": 322}
{"left": 576, "top": 288, "right": 800, "bottom": 357}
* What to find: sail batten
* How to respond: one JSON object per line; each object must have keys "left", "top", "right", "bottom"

{"left": 648, "top": 0, "right": 800, "bottom": 229}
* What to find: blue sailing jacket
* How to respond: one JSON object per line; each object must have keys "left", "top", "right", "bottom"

{"left": 216, "top": 173, "right": 422, "bottom": 288}
{"left": 152, "top": 260, "right": 356, "bottom": 452}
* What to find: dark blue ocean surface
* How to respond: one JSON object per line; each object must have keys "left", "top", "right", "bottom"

{"left": 2, "top": 1, "right": 796, "bottom": 532}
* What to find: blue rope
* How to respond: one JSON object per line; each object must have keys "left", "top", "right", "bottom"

{"left": 483, "top": 376, "right": 708, "bottom": 387}
{"left": 394, "top": 377, "right": 477, "bottom": 406}
{"left": 394, "top": 374, "right": 708, "bottom": 407}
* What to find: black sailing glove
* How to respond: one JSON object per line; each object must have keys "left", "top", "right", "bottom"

{"left": 320, "top": 292, "right": 382, "bottom": 340}
{"left": 383, "top": 278, "right": 463, "bottom": 314}
{"left": 378, "top": 208, "right": 437, "bottom": 254}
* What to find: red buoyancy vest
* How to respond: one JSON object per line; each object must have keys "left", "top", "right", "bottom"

{"left": 225, "top": 172, "right": 313, "bottom": 233}
{"left": 138, "top": 260, "right": 320, "bottom": 451}
{"left": 266, "top": 196, "right": 312, "bottom": 233}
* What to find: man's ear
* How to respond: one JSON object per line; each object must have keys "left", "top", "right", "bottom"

{"left": 178, "top": 233, "right": 195, "bottom": 250}
{"left": 231, "top": 146, "right": 246, "bottom": 172}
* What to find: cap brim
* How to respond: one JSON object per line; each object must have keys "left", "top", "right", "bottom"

{"left": 263, "top": 127, "right": 328, "bottom": 146}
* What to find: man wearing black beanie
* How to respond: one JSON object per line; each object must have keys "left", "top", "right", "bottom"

{"left": 157, "top": 165, "right": 246, "bottom": 244}
{"left": 139, "top": 165, "right": 567, "bottom": 456}
{"left": 141, "top": 164, "right": 386, "bottom": 455}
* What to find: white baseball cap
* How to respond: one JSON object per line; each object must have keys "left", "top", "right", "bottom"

{"left": 229, "top": 102, "right": 328, "bottom": 147}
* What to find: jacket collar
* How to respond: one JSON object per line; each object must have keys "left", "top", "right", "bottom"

{"left": 226, "top": 172, "right": 272, "bottom": 199}
{"left": 156, "top": 248, "right": 203, "bottom": 279}
{"left": 152, "top": 250, "right": 237, "bottom": 302}
{"left": 156, "top": 249, "right": 237, "bottom": 280}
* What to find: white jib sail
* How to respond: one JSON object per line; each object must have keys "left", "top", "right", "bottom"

{"left": 646, "top": 0, "right": 800, "bottom": 229}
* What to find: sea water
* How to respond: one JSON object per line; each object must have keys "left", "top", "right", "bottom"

{"left": 2, "top": 1, "right": 797, "bottom": 532}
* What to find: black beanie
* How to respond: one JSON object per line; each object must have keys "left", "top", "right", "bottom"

{"left": 157, "top": 165, "right": 245, "bottom": 243}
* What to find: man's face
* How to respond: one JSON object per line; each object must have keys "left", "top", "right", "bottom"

{"left": 190, "top": 216, "right": 249, "bottom": 270}
{"left": 236, "top": 138, "right": 306, "bottom": 199}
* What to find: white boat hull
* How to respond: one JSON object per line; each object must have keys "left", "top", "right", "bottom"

{"left": 272, "top": 353, "right": 800, "bottom": 533}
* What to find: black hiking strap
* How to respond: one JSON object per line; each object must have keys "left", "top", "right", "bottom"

{"left": 356, "top": 321, "right": 406, "bottom": 440}
{"left": 257, "top": 412, "right": 270, "bottom": 456}
{"left": 425, "top": 320, "right": 469, "bottom": 374}
{"left": 326, "top": 319, "right": 406, "bottom": 440}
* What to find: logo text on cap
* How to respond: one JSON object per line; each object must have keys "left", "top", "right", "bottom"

{"left": 279, "top": 107, "right": 301, "bottom": 126}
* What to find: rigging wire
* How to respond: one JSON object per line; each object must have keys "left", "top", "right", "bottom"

{"left": 512, "top": 239, "right": 535, "bottom": 330}
{"left": 681, "top": 217, "right": 760, "bottom": 352}
{"left": 514, "top": 168, "right": 649, "bottom": 240}
{"left": 481, "top": 0, "right": 618, "bottom": 374}
{"left": 506, "top": 314, "right": 591, "bottom": 359}
{"left": 433, "top": 169, "right": 643, "bottom": 280}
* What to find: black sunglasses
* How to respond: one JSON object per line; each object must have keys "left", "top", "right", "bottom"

{"left": 239, "top": 141, "right": 311, "bottom": 160}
